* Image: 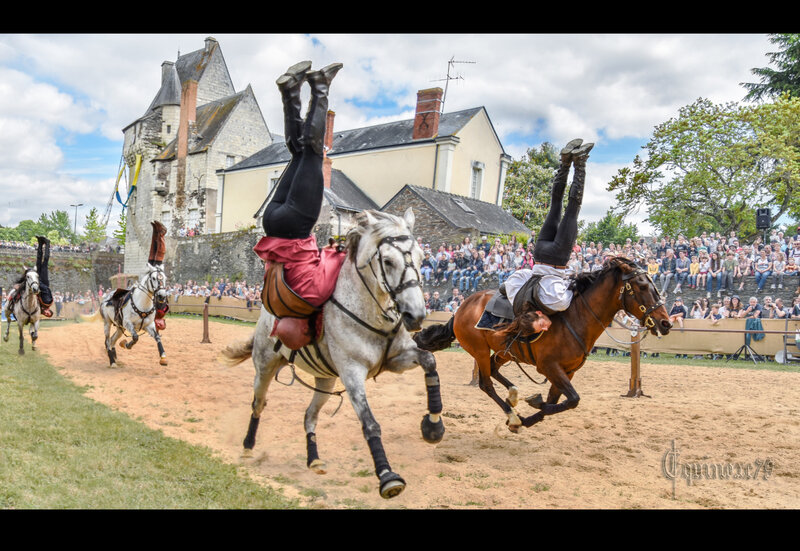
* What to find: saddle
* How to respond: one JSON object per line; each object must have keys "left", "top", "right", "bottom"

{"left": 512, "top": 274, "right": 559, "bottom": 317}
{"left": 107, "top": 288, "right": 132, "bottom": 326}
{"left": 475, "top": 288, "right": 544, "bottom": 345}
{"left": 262, "top": 262, "right": 322, "bottom": 350}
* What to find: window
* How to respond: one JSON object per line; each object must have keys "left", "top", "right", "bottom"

{"left": 166, "top": 124, "right": 171, "bottom": 134}
{"left": 226, "top": 155, "right": 236, "bottom": 168}
{"left": 188, "top": 208, "right": 199, "bottom": 230}
{"left": 160, "top": 210, "right": 171, "bottom": 233}
{"left": 470, "top": 161, "right": 484, "bottom": 199}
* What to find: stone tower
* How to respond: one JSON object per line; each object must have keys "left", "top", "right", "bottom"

{"left": 121, "top": 37, "right": 272, "bottom": 275}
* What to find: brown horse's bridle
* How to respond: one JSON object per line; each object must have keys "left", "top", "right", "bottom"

{"left": 619, "top": 268, "right": 665, "bottom": 330}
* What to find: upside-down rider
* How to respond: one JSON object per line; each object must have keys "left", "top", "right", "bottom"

{"left": 503, "top": 138, "right": 594, "bottom": 331}
{"left": 8, "top": 236, "right": 55, "bottom": 317}
{"left": 252, "top": 61, "right": 346, "bottom": 345}
{"left": 149, "top": 221, "right": 169, "bottom": 331}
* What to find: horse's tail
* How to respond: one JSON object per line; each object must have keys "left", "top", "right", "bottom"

{"left": 220, "top": 332, "right": 255, "bottom": 366}
{"left": 413, "top": 316, "right": 456, "bottom": 352}
{"left": 80, "top": 309, "right": 102, "bottom": 323}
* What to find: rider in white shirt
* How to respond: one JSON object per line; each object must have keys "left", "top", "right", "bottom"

{"left": 505, "top": 138, "right": 594, "bottom": 322}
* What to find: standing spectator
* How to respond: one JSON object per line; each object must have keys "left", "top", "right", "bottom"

{"left": 673, "top": 250, "right": 690, "bottom": 293}
{"left": 753, "top": 249, "right": 772, "bottom": 292}
{"left": 738, "top": 296, "right": 763, "bottom": 319}
{"left": 721, "top": 251, "right": 737, "bottom": 294}
{"left": 771, "top": 252, "right": 786, "bottom": 290}
{"left": 719, "top": 296, "right": 732, "bottom": 318}
{"left": 768, "top": 297, "right": 788, "bottom": 319}
{"left": 427, "top": 291, "right": 444, "bottom": 312}
{"left": 477, "top": 235, "right": 492, "bottom": 256}
{"left": 659, "top": 249, "right": 677, "bottom": 296}
{"left": 729, "top": 295, "right": 744, "bottom": 318}
{"left": 420, "top": 252, "right": 435, "bottom": 283}
{"left": 689, "top": 299, "right": 705, "bottom": 320}
{"left": 790, "top": 296, "right": 800, "bottom": 319}
{"left": 707, "top": 251, "right": 723, "bottom": 298}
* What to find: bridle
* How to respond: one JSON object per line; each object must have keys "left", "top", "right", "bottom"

{"left": 17, "top": 270, "right": 41, "bottom": 322}
{"left": 131, "top": 266, "right": 166, "bottom": 320}
{"left": 618, "top": 267, "right": 665, "bottom": 331}
{"left": 346, "top": 234, "right": 422, "bottom": 323}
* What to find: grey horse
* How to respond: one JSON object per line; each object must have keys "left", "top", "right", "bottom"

{"left": 223, "top": 208, "right": 445, "bottom": 499}
{"left": 3, "top": 268, "right": 42, "bottom": 355}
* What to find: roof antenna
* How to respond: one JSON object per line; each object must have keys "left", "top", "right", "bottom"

{"left": 431, "top": 56, "right": 476, "bottom": 113}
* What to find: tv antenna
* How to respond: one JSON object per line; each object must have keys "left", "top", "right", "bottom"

{"left": 431, "top": 56, "right": 476, "bottom": 113}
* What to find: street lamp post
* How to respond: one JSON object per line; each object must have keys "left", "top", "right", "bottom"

{"left": 70, "top": 203, "right": 83, "bottom": 242}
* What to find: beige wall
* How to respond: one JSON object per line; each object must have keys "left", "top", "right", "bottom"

{"left": 449, "top": 111, "right": 504, "bottom": 203}
{"left": 220, "top": 165, "right": 285, "bottom": 232}
{"left": 218, "top": 107, "right": 507, "bottom": 231}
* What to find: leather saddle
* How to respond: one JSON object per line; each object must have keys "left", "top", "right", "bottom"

{"left": 107, "top": 288, "right": 131, "bottom": 326}
{"left": 512, "top": 275, "right": 558, "bottom": 317}
{"left": 261, "top": 263, "right": 322, "bottom": 350}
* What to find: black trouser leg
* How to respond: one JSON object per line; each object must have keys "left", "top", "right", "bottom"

{"left": 537, "top": 161, "right": 571, "bottom": 243}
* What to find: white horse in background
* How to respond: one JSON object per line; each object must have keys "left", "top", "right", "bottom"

{"left": 3, "top": 267, "right": 42, "bottom": 355}
{"left": 223, "top": 208, "right": 445, "bottom": 499}
{"left": 97, "top": 263, "right": 168, "bottom": 368}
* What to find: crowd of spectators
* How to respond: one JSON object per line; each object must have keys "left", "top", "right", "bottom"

{"left": 0, "top": 240, "right": 116, "bottom": 253}
{"left": 418, "top": 226, "right": 800, "bottom": 319}
{"left": 168, "top": 278, "right": 262, "bottom": 309}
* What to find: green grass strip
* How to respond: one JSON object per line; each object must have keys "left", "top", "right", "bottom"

{"left": 0, "top": 341, "right": 297, "bottom": 509}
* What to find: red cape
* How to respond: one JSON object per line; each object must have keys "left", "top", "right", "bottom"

{"left": 253, "top": 235, "right": 346, "bottom": 307}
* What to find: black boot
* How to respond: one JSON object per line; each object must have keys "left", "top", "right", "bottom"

{"left": 302, "top": 63, "right": 343, "bottom": 156}
{"left": 277, "top": 61, "right": 312, "bottom": 155}
{"left": 568, "top": 142, "right": 594, "bottom": 203}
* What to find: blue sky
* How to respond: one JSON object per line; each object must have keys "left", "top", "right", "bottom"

{"left": 0, "top": 33, "right": 776, "bottom": 235}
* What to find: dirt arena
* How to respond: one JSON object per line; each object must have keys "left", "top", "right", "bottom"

{"left": 36, "top": 317, "right": 799, "bottom": 509}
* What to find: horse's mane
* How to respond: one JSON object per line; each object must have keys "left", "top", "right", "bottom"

{"left": 12, "top": 268, "right": 36, "bottom": 287}
{"left": 345, "top": 210, "right": 409, "bottom": 263}
{"left": 569, "top": 256, "right": 639, "bottom": 295}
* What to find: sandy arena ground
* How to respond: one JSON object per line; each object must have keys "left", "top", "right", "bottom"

{"left": 34, "top": 316, "right": 800, "bottom": 509}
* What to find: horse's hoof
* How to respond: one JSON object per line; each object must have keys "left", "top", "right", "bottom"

{"left": 379, "top": 471, "right": 406, "bottom": 499}
{"left": 525, "top": 393, "right": 545, "bottom": 409}
{"left": 506, "top": 386, "right": 519, "bottom": 408}
{"left": 506, "top": 411, "right": 522, "bottom": 433}
{"left": 308, "top": 459, "right": 327, "bottom": 474}
{"left": 120, "top": 339, "right": 128, "bottom": 349}
{"left": 159, "top": 357, "right": 168, "bottom": 366}
{"left": 241, "top": 448, "right": 254, "bottom": 459}
{"left": 18, "top": 349, "right": 24, "bottom": 356}
{"left": 421, "top": 414, "right": 445, "bottom": 443}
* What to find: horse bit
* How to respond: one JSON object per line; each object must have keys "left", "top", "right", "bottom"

{"left": 619, "top": 268, "right": 664, "bottom": 331}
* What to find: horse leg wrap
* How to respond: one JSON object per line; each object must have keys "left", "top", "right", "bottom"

{"left": 243, "top": 415, "right": 260, "bottom": 450}
{"left": 306, "top": 432, "right": 320, "bottom": 467}
{"left": 107, "top": 349, "right": 116, "bottom": 365}
{"left": 157, "top": 339, "right": 165, "bottom": 357}
{"left": 425, "top": 373, "right": 443, "bottom": 415}
{"left": 367, "top": 436, "right": 392, "bottom": 478}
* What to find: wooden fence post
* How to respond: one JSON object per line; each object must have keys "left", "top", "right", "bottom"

{"left": 201, "top": 302, "right": 211, "bottom": 344}
{"left": 622, "top": 329, "right": 649, "bottom": 398}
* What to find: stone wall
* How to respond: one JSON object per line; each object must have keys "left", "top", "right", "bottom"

{"left": 167, "top": 228, "right": 265, "bottom": 285}
{"left": 0, "top": 250, "right": 124, "bottom": 295}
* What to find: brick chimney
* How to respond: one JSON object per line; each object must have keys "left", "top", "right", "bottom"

{"left": 323, "top": 110, "right": 335, "bottom": 189}
{"left": 412, "top": 87, "right": 443, "bottom": 140}
{"left": 175, "top": 79, "right": 198, "bottom": 216}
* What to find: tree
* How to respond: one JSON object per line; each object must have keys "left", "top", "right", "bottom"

{"left": 82, "top": 207, "right": 107, "bottom": 246}
{"left": 502, "top": 143, "right": 560, "bottom": 230}
{"left": 37, "top": 210, "right": 75, "bottom": 242}
{"left": 742, "top": 34, "right": 800, "bottom": 102}
{"left": 15, "top": 219, "right": 45, "bottom": 243}
{"left": 113, "top": 209, "right": 127, "bottom": 247}
{"left": 0, "top": 226, "right": 21, "bottom": 242}
{"left": 607, "top": 97, "right": 800, "bottom": 241}
{"left": 580, "top": 209, "right": 638, "bottom": 245}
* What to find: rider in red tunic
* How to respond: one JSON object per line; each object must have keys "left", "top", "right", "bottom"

{"left": 252, "top": 61, "right": 346, "bottom": 307}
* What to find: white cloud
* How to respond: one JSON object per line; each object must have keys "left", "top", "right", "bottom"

{"left": 0, "top": 33, "right": 776, "bottom": 232}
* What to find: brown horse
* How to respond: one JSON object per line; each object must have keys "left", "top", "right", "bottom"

{"left": 414, "top": 256, "right": 673, "bottom": 431}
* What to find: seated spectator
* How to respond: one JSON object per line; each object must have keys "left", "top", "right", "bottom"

{"left": 420, "top": 252, "right": 435, "bottom": 283}
{"left": 768, "top": 297, "right": 788, "bottom": 319}
{"left": 445, "top": 288, "right": 464, "bottom": 313}
{"left": 688, "top": 255, "right": 699, "bottom": 289}
{"left": 427, "top": 291, "right": 444, "bottom": 312}
{"left": 669, "top": 296, "right": 687, "bottom": 328}
{"left": 735, "top": 251, "right": 752, "bottom": 291}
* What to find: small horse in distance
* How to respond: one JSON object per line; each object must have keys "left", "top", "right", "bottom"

{"left": 3, "top": 267, "right": 42, "bottom": 355}
{"left": 222, "top": 208, "right": 445, "bottom": 499}
{"left": 95, "top": 263, "right": 168, "bottom": 367}
{"left": 414, "top": 256, "right": 672, "bottom": 432}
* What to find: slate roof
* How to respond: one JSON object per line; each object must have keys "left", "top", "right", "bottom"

{"left": 153, "top": 88, "right": 250, "bottom": 161}
{"left": 146, "top": 62, "right": 182, "bottom": 114}
{"left": 252, "top": 169, "right": 379, "bottom": 219}
{"left": 227, "top": 107, "right": 491, "bottom": 172}
{"left": 385, "top": 185, "right": 528, "bottom": 236}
